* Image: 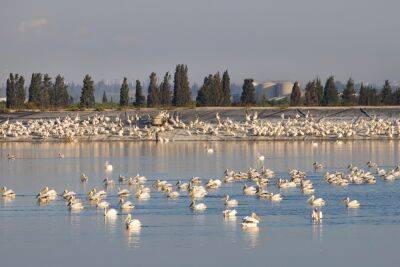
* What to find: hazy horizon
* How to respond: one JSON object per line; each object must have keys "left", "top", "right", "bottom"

{"left": 1, "top": 0, "right": 399, "bottom": 85}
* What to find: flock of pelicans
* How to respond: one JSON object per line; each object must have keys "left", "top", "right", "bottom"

{"left": 0, "top": 110, "right": 400, "bottom": 141}
{"left": 2, "top": 156, "right": 400, "bottom": 232}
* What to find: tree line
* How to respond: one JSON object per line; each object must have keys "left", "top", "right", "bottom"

{"left": 288, "top": 76, "right": 400, "bottom": 106}
{"left": 5, "top": 73, "right": 70, "bottom": 109}
{"left": 4, "top": 65, "right": 400, "bottom": 110}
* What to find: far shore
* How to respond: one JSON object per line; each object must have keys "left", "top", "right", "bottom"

{"left": 1, "top": 106, "right": 400, "bottom": 123}
{"left": 0, "top": 106, "right": 399, "bottom": 143}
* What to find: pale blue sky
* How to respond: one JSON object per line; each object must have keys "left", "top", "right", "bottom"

{"left": 1, "top": 0, "right": 399, "bottom": 85}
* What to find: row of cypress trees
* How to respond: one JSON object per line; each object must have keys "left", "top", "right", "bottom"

{"left": 290, "top": 77, "right": 400, "bottom": 106}
{"left": 196, "top": 71, "right": 231, "bottom": 106}
{"left": 5, "top": 73, "right": 70, "bottom": 109}
{"left": 97, "top": 64, "right": 191, "bottom": 108}
{"left": 5, "top": 69, "right": 400, "bottom": 109}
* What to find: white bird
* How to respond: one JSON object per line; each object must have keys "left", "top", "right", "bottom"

{"left": 69, "top": 201, "right": 84, "bottom": 211}
{"left": 118, "top": 188, "right": 130, "bottom": 198}
{"left": 342, "top": 197, "right": 360, "bottom": 208}
{"left": 307, "top": 195, "right": 326, "bottom": 207}
{"left": 190, "top": 201, "right": 207, "bottom": 212}
{"left": 223, "top": 209, "right": 237, "bottom": 218}
{"left": 311, "top": 208, "right": 323, "bottom": 222}
{"left": 125, "top": 214, "right": 141, "bottom": 230}
{"left": 257, "top": 154, "right": 265, "bottom": 162}
{"left": 119, "top": 198, "right": 135, "bottom": 210}
{"left": 1, "top": 186, "right": 16, "bottom": 198}
{"left": 104, "top": 207, "right": 118, "bottom": 218}
{"left": 224, "top": 195, "right": 238, "bottom": 207}
{"left": 205, "top": 146, "right": 214, "bottom": 154}
{"left": 104, "top": 161, "right": 113, "bottom": 172}
{"left": 242, "top": 213, "right": 261, "bottom": 228}
{"left": 97, "top": 200, "right": 110, "bottom": 209}
{"left": 243, "top": 184, "right": 257, "bottom": 196}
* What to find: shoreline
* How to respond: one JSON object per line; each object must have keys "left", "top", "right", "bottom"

{"left": 1, "top": 106, "right": 399, "bottom": 143}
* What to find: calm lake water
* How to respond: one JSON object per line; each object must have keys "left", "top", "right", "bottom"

{"left": 1, "top": 141, "right": 400, "bottom": 267}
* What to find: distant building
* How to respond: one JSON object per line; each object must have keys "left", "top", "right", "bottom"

{"left": 0, "top": 97, "right": 6, "bottom": 102}
{"left": 255, "top": 81, "right": 294, "bottom": 102}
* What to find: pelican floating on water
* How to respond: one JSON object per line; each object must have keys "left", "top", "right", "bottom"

{"left": 125, "top": 214, "right": 141, "bottom": 229}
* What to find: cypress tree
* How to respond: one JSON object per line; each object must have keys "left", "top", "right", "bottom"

{"left": 393, "top": 88, "right": 400, "bottom": 105}
{"left": 241, "top": 79, "right": 255, "bottom": 105}
{"left": 119, "top": 77, "right": 130, "bottom": 106}
{"left": 41, "top": 74, "right": 52, "bottom": 109}
{"left": 304, "top": 81, "right": 318, "bottom": 106}
{"left": 322, "top": 76, "right": 339, "bottom": 106}
{"left": 342, "top": 78, "right": 356, "bottom": 105}
{"left": 28, "top": 73, "right": 42, "bottom": 105}
{"left": 79, "top": 74, "right": 95, "bottom": 108}
{"left": 54, "top": 75, "right": 69, "bottom": 108}
{"left": 6, "top": 73, "right": 16, "bottom": 109}
{"left": 367, "top": 87, "right": 379, "bottom": 106}
{"left": 172, "top": 64, "right": 191, "bottom": 106}
{"left": 380, "top": 80, "right": 392, "bottom": 105}
{"left": 290, "top": 81, "right": 301, "bottom": 106}
{"left": 15, "top": 75, "right": 25, "bottom": 109}
{"left": 159, "top": 72, "right": 172, "bottom": 106}
{"left": 102, "top": 91, "right": 108, "bottom": 103}
{"left": 147, "top": 72, "right": 159, "bottom": 107}
{"left": 135, "top": 80, "right": 145, "bottom": 106}
{"left": 315, "top": 78, "right": 324, "bottom": 105}
{"left": 196, "top": 75, "right": 212, "bottom": 106}
{"left": 221, "top": 70, "right": 231, "bottom": 106}
{"left": 211, "top": 72, "right": 222, "bottom": 106}
{"left": 358, "top": 83, "right": 368, "bottom": 105}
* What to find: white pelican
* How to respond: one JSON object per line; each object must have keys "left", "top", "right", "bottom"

{"left": 176, "top": 181, "right": 189, "bottom": 191}
{"left": 190, "top": 201, "right": 207, "bottom": 212}
{"left": 62, "top": 190, "right": 76, "bottom": 200}
{"left": 104, "top": 161, "right": 113, "bottom": 172}
{"left": 97, "top": 200, "right": 110, "bottom": 209}
{"left": 69, "top": 201, "right": 84, "bottom": 211}
{"left": 223, "top": 209, "right": 237, "bottom": 218}
{"left": 342, "top": 197, "right": 360, "bottom": 208}
{"left": 242, "top": 213, "right": 261, "bottom": 228}
{"left": 7, "top": 153, "right": 16, "bottom": 160}
{"left": 120, "top": 198, "right": 135, "bottom": 210}
{"left": 166, "top": 188, "right": 180, "bottom": 199}
{"left": 243, "top": 184, "right": 257, "bottom": 196}
{"left": 311, "top": 208, "right": 323, "bottom": 222}
{"left": 125, "top": 214, "right": 141, "bottom": 230}
{"left": 205, "top": 146, "right": 214, "bottom": 154}
{"left": 1, "top": 187, "right": 16, "bottom": 198}
{"left": 136, "top": 189, "right": 150, "bottom": 200}
{"left": 307, "top": 195, "right": 325, "bottom": 207}
{"left": 58, "top": 153, "right": 64, "bottom": 159}
{"left": 224, "top": 195, "right": 238, "bottom": 207}
{"left": 118, "top": 188, "right": 130, "bottom": 198}
{"left": 313, "top": 162, "right": 324, "bottom": 170}
{"left": 80, "top": 174, "right": 88, "bottom": 183}
{"left": 103, "top": 177, "right": 115, "bottom": 187}
{"left": 104, "top": 207, "right": 118, "bottom": 218}
{"left": 256, "top": 154, "right": 265, "bottom": 162}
